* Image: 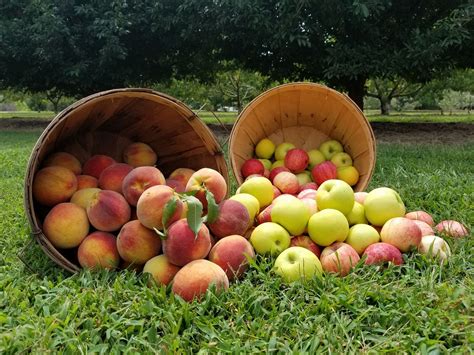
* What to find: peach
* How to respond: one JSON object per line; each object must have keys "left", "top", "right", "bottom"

{"left": 208, "top": 235, "right": 255, "bottom": 281}
{"left": 117, "top": 220, "right": 162, "bottom": 265}
{"left": 143, "top": 254, "right": 181, "bottom": 286}
{"left": 87, "top": 190, "right": 131, "bottom": 232}
{"left": 284, "top": 148, "right": 309, "bottom": 173}
{"left": 122, "top": 166, "right": 166, "bottom": 206}
{"left": 380, "top": 217, "right": 422, "bottom": 252}
{"left": 43, "top": 151, "right": 82, "bottom": 175}
{"left": 171, "top": 259, "right": 229, "bottom": 302}
{"left": 320, "top": 242, "right": 360, "bottom": 277}
{"left": 82, "top": 154, "right": 116, "bottom": 179}
{"left": 273, "top": 171, "right": 299, "bottom": 195}
{"left": 77, "top": 231, "right": 120, "bottom": 270}
{"left": 207, "top": 199, "right": 251, "bottom": 239}
{"left": 166, "top": 178, "right": 186, "bottom": 193}
{"left": 33, "top": 166, "right": 78, "bottom": 206}
{"left": 241, "top": 159, "right": 265, "bottom": 178}
{"left": 136, "top": 185, "right": 184, "bottom": 231}
{"left": 77, "top": 175, "right": 99, "bottom": 190}
{"left": 123, "top": 142, "right": 158, "bottom": 167}
{"left": 169, "top": 168, "right": 195, "bottom": 187}
{"left": 405, "top": 210, "right": 434, "bottom": 226}
{"left": 43, "top": 202, "right": 89, "bottom": 248}
{"left": 185, "top": 168, "right": 227, "bottom": 207}
{"left": 98, "top": 163, "right": 134, "bottom": 193}
{"left": 163, "top": 219, "right": 211, "bottom": 266}
{"left": 70, "top": 187, "right": 101, "bottom": 210}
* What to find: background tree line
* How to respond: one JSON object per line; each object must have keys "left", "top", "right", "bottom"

{"left": 1, "top": 0, "right": 473, "bottom": 114}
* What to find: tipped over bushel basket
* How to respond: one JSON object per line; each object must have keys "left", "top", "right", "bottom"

{"left": 24, "top": 88, "right": 228, "bottom": 273}
{"left": 229, "top": 82, "right": 376, "bottom": 191}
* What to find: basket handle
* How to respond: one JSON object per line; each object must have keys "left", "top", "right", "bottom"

{"left": 195, "top": 104, "right": 232, "bottom": 149}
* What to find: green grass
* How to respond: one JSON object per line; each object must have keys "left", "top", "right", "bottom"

{"left": 0, "top": 111, "right": 55, "bottom": 120}
{"left": 0, "top": 130, "right": 473, "bottom": 352}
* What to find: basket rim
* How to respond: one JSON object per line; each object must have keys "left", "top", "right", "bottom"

{"left": 23, "top": 88, "right": 228, "bottom": 273}
{"left": 228, "top": 82, "right": 377, "bottom": 189}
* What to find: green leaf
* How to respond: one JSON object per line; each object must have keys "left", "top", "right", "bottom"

{"left": 162, "top": 196, "right": 178, "bottom": 231}
{"left": 205, "top": 190, "right": 219, "bottom": 224}
{"left": 184, "top": 195, "right": 203, "bottom": 236}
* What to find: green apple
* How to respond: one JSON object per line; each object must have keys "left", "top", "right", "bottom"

{"left": 316, "top": 179, "right": 354, "bottom": 216}
{"left": 319, "top": 140, "right": 343, "bottom": 160}
{"left": 345, "top": 224, "right": 380, "bottom": 255}
{"left": 296, "top": 171, "right": 312, "bottom": 186}
{"left": 337, "top": 166, "right": 360, "bottom": 186}
{"left": 307, "top": 149, "right": 326, "bottom": 169}
{"left": 273, "top": 247, "right": 322, "bottom": 283}
{"left": 229, "top": 193, "right": 260, "bottom": 221}
{"left": 275, "top": 142, "right": 296, "bottom": 161}
{"left": 239, "top": 176, "right": 274, "bottom": 209}
{"left": 418, "top": 235, "right": 451, "bottom": 261}
{"left": 271, "top": 160, "right": 285, "bottom": 169}
{"left": 346, "top": 202, "right": 368, "bottom": 225}
{"left": 364, "top": 187, "right": 406, "bottom": 226}
{"left": 330, "top": 152, "right": 353, "bottom": 167}
{"left": 259, "top": 159, "right": 273, "bottom": 170}
{"left": 255, "top": 138, "right": 275, "bottom": 159}
{"left": 271, "top": 198, "right": 310, "bottom": 236}
{"left": 308, "top": 209, "right": 349, "bottom": 246}
{"left": 250, "top": 222, "right": 291, "bottom": 255}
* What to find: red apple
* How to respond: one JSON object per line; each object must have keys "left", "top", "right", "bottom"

{"left": 413, "top": 220, "right": 434, "bottom": 237}
{"left": 320, "top": 242, "right": 360, "bottom": 276}
{"left": 311, "top": 161, "right": 337, "bottom": 186}
{"left": 256, "top": 204, "right": 273, "bottom": 225}
{"left": 290, "top": 235, "right": 321, "bottom": 258}
{"left": 405, "top": 210, "right": 434, "bottom": 226}
{"left": 241, "top": 159, "right": 265, "bottom": 178}
{"left": 363, "top": 242, "right": 403, "bottom": 265}
{"left": 269, "top": 166, "right": 290, "bottom": 182}
{"left": 380, "top": 217, "right": 422, "bottom": 252}
{"left": 284, "top": 148, "right": 309, "bottom": 173}
{"left": 435, "top": 220, "right": 469, "bottom": 238}
{"left": 298, "top": 189, "right": 317, "bottom": 200}
{"left": 273, "top": 171, "right": 299, "bottom": 195}
{"left": 299, "top": 182, "right": 318, "bottom": 193}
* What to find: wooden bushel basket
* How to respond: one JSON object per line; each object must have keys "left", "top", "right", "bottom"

{"left": 24, "top": 88, "right": 228, "bottom": 272}
{"left": 229, "top": 82, "right": 376, "bottom": 191}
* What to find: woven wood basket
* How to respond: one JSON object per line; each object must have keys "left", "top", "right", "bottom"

{"left": 24, "top": 88, "right": 228, "bottom": 272}
{"left": 229, "top": 82, "right": 376, "bottom": 190}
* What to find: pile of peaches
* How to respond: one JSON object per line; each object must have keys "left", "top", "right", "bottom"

{"left": 33, "top": 137, "right": 469, "bottom": 302}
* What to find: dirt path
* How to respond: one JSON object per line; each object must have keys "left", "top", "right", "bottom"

{"left": 1, "top": 119, "right": 473, "bottom": 145}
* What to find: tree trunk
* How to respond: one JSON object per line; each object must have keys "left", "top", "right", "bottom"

{"left": 380, "top": 97, "right": 391, "bottom": 115}
{"left": 346, "top": 77, "right": 366, "bottom": 111}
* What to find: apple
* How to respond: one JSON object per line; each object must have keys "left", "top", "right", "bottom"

{"left": 271, "top": 160, "right": 285, "bottom": 170}
{"left": 405, "top": 210, "right": 434, "bottom": 226}
{"left": 239, "top": 176, "right": 274, "bottom": 209}
{"left": 319, "top": 140, "right": 343, "bottom": 160}
{"left": 275, "top": 142, "right": 296, "bottom": 161}
{"left": 308, "top": 209, "right": 349, "bottom": 246}
{"left": 380, "top": 217, "right": 422, "bottom": 252}
{"left": 311, "top": 161, "right": 337, "bottom": 185}
{"left": 296, "top": 171, "right": 312, "bottom": 186}
{"left": 269, "top": 166, "right": 290, "bottom": 182}
{"left": 345, "top": 224, "right": 380, "bottom": 255}
{"left": 271, "top": 197, "right": 310, "bottom": 236}
{"left": 299, "top": 182, "right": 318, "bottom": 192}
{"left": 284, "top": 148, "right": 309, "bottom": 173}
{"left": 363, "top": 242, "right": 403, "bottom": 266}
{"left": 412, "top": 220, "right": 434, "bottom": 237}
{"left": 255, "top": 138, "right": 276, "bottom": 159}
{"left": 337, "top": 166, "right": 360, "bottom": 186}
{"left": 363, "top": 187, "right": 406, "bottom": 226}
{"left": 307, "top": 149, "right": 326, "bottom": 169}
{"left": 256, "top": 204, "right": 273, "bottom": 225}
{"left": 316, "top": 179, "right": 354, "bottom": 216}
{"left": 435, "top": 220, "right": 469, "bottom": 238}
{"left": 346, "top": 202, "right": 368, "bottom": 225}
{"left": 273, "top": 247, "right": 322, "bottom": 283}
{"left": 300, "top": 198, "right": 318, "bottom": 216}
{"left": 249, "top": 222, "right": 291, "bottom": 255}
{"left": 259, "top": 159, "right": 273, "bottom": 170}
{"left": 320, "top": 242, "right": 360, "bottom": 277}
{"left": 273, "top": 171, "right": 300, "bottom": 195}
{"left": 330, "top": 152, "right": 353, "bottom": 168}
{"left": 297, "top": 189, "right": 317, "bottom": 200}
{"left": 290, "top": 235, "right": 321, "bottom": 257}
{"left": 272, "top": 186, "right": 281, "bottom": 199}
{"left": 354, "top": 191, "right": 368, "bottom": 205}
{"left": 241, "top": 159, "right": 265, "bottom": 178}
{"left": 272, "top": 193, "right": 299, "bottom": 205}
{"left": 418, "top": 235, "right": 451, "bottom": 261}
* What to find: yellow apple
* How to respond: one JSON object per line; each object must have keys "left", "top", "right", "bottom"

{"left": 308, "top": 209, "right": 349, "bottom": 246}
{"left": 271, "top": 160, "right": 285, "bottom": 169}
{"left": 229, "top": 193, "right": 260, "bottom": 221}
{"left": 346, "top": 202, "right": 368, "bottom": 225}
{"left": 275, "top": 142, "right": 296, "bottom": 161}
{"left": 364, "top": 187, "right": 406, "bottom": 226}
{"left": 273, "top": 247, "right": 322, "bottom": 283}
{"left": 250, "top": 222, "right": 291, "bottom": 255}
{"left": 255, "top": 138, "right": 276, "bottom": 159}
{"left": 271, "top": 198, "right": 310, "bottom": 236}
{"left": 316, "top": 179, "right": 354, "bottom": 216}
{"left": 239, "top": 177, "right": 274, "bottom": 209}
{"left": 345, "top": 224, "right": 380, "bottom": 255}
{"left": 337, "top": 166, "right": 359, "bottom": 186}
{"left": 307, "top": 149, "right": 326, "bottom": 169}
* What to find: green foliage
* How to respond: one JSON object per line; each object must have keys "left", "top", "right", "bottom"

{"left": 0, "top": 129, "right": 473, "bottom": 352}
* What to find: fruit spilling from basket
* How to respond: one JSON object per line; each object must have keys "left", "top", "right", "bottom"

{"left": 33, "top": 140, "right": 469, "bottom": 302}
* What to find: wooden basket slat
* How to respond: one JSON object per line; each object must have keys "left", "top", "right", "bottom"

{"left": 229, "top": 83, "right": 376, "bottom": 192}
{"left": 24, "top": 88, "right": 228, "bottom": 272}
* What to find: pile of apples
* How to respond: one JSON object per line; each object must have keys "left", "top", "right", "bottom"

{"left": 240, "top": 137, "right": 360, "bottom": 193}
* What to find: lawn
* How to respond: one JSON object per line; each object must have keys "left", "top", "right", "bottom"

{"left": 0, "top": 130, "right": 473, "bottom": 353}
